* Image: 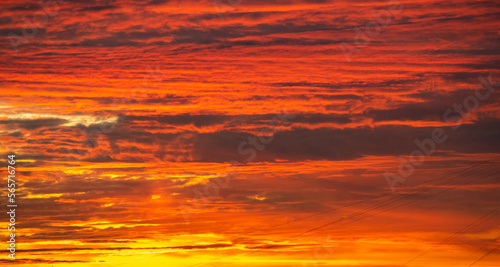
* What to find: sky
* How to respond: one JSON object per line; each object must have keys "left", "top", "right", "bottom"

{"left": 0, "top": 0, "right": 499, "bottom": 266}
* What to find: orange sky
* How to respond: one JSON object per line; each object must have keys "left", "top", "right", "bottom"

{"left": 0, "top": 0, "right": 500, "bottom": 266}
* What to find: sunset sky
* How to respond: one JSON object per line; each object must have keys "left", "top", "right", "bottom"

{"left": 1, "top": 0, "right": 500, "bottom": 266}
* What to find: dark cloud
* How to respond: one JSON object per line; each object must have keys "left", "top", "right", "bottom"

{"left": 0, "top": 27, "right": 46, "bottom": 36}
{"left": 7, "top": 130, "right": 22, "bottom": 137}
{"left": 8, "top": 3, "right": 42, "bottom": 11}
{"left": 0, "top": 16, "right": 12, "bottom": 25}
{"left": 193, "top": 119, "right": 500, "bottom": 162}
{"left": 72, "top": 37, "right": 139, "bottom": 47}
{"left": 0, "top": 118, "right": 68, "bottom": 129}
{"left": 78, "top": 5, "right": 117, "bottom": 12}
{"left": 368, "top": 88, "right": 500, "bottom": 122}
